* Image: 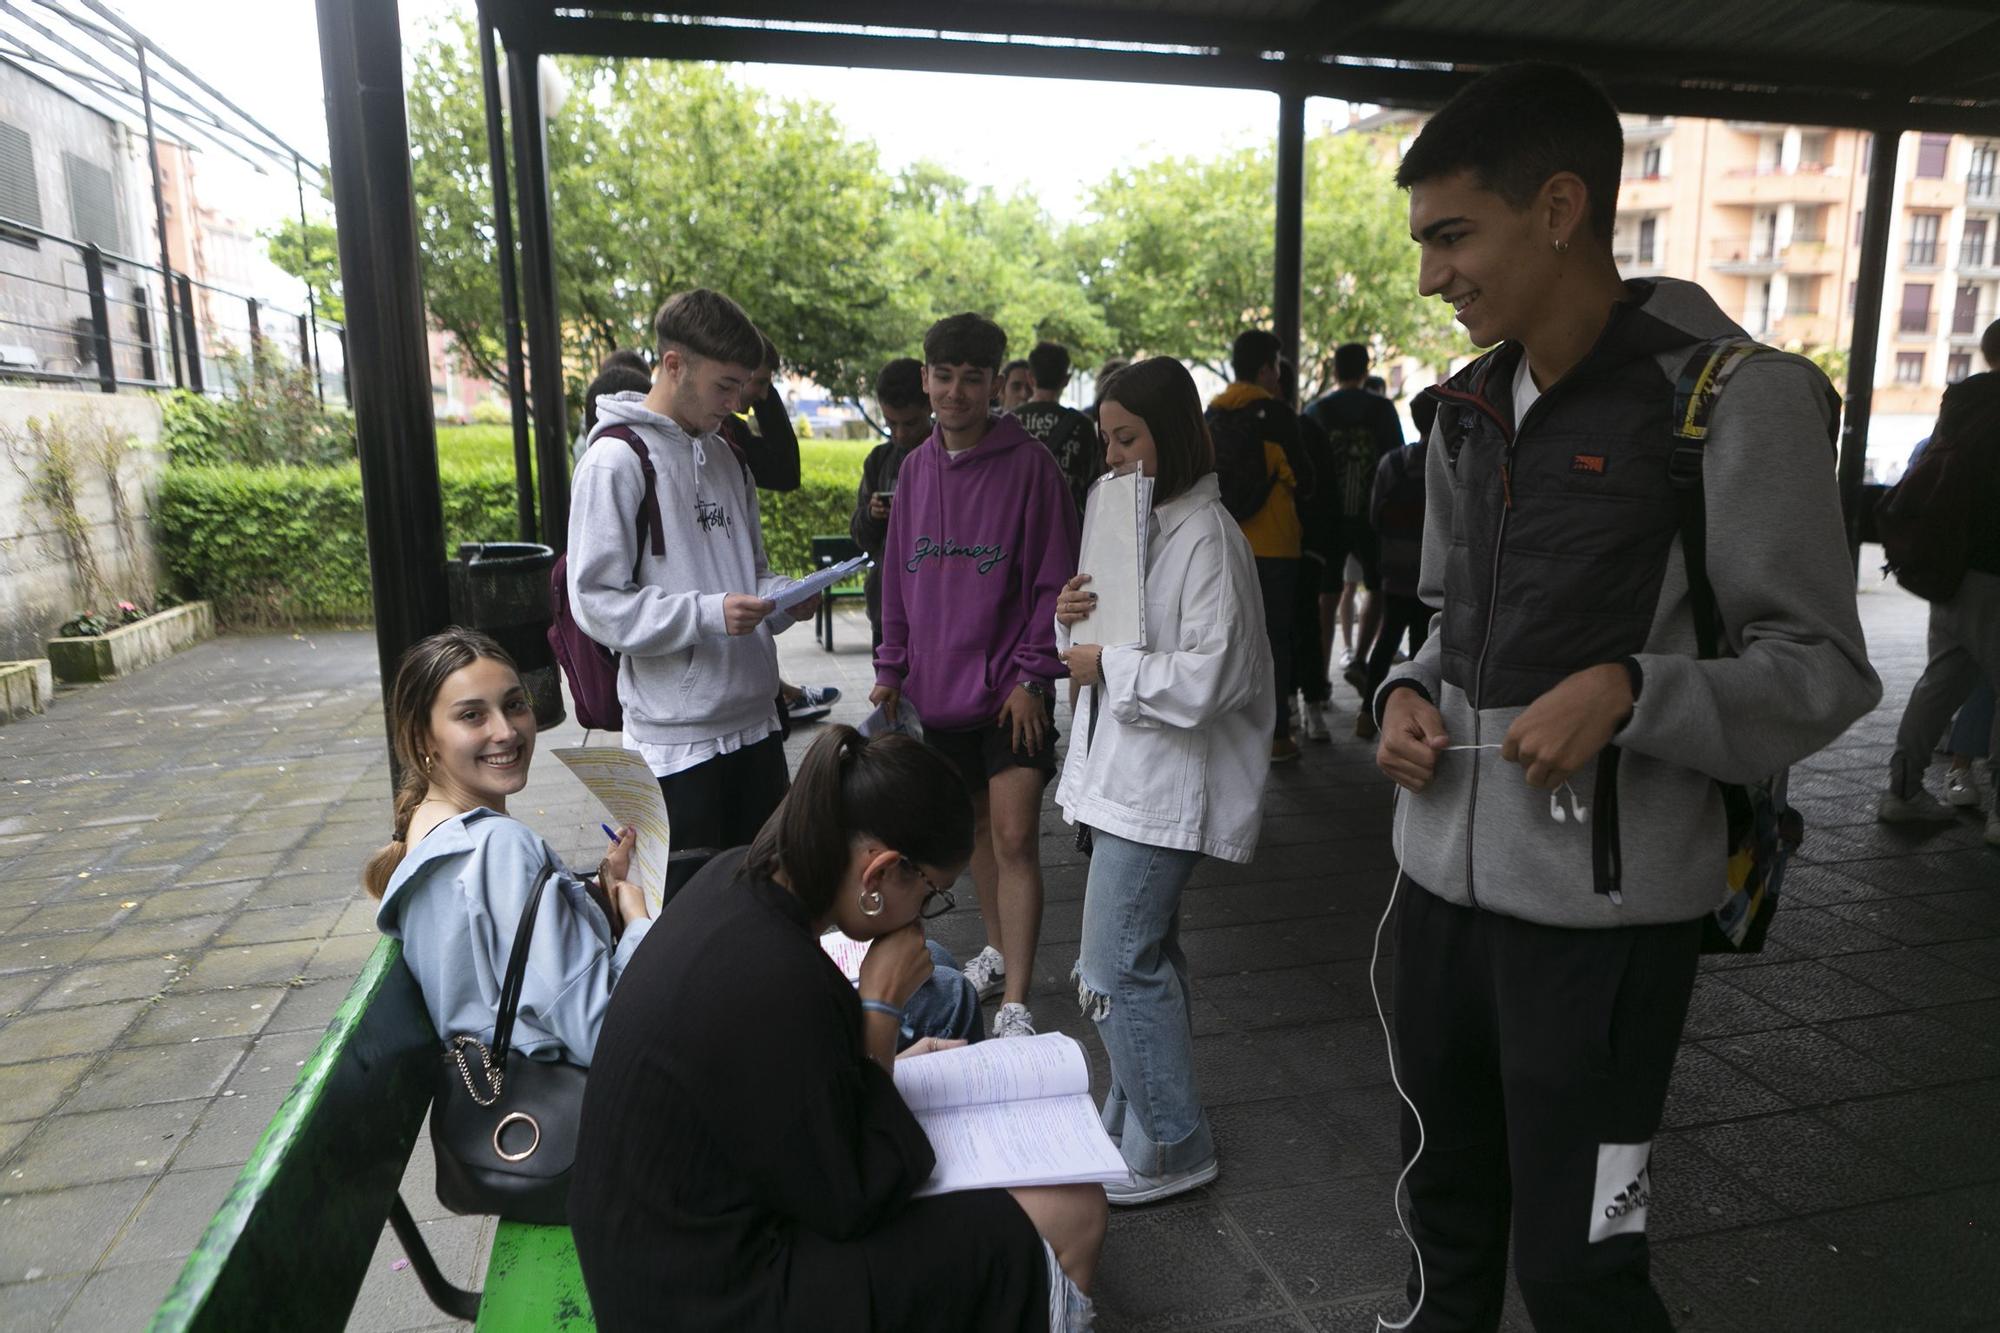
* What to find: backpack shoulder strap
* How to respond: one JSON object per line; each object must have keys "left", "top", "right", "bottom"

{"left": 1668, "top": 336, "right": 1769, "bottom": 660}
{"left": 597, "top": 424, "right": 666, "bottom": 566}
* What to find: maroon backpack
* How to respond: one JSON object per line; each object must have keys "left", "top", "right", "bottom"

{"left": 548, "top": 425, "right": 664, "bottom": 732}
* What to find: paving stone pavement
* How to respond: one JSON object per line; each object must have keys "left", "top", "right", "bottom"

{"left": 0, "top": 576, "right": 1996, "bottom": 1331}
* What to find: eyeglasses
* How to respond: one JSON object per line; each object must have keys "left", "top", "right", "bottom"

{"left": 902, "top": 858, "right": 956, "bottom": 920}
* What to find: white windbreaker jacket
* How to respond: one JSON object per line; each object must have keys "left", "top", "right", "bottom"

{"left": 1056, "top": 473, "right": 1275, "bottom": 863}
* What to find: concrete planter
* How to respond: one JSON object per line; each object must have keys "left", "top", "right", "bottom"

{"left": 0, "top": 658, "right": 52, "bottom": 722}
{"left": 45, "top": 601, "right": 214, "bottom": 684}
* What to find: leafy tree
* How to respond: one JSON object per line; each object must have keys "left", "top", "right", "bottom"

{"left": 263, "top": 214, "right": 343, "bottom": 324}
{"left": 1077, "top": 131, "right": 1463, "bottom": 399}
{"left": 404, "top": 18, "right": 898, "bottom": 401}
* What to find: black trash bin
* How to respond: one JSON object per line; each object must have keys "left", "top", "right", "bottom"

{"left": 446, "top": 542, "right": 567, "bottom": 729}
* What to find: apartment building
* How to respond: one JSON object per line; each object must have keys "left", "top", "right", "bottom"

{"left": 1360, "top": 109, "right": 1999, "bottom": 480}
{"left": 1615, "top": 116, "right": 1998, "bottom": 476}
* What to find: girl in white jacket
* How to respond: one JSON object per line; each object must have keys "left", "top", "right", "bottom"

{"left": 1056, "top": 357, "right": 1275, "bottom": 1205}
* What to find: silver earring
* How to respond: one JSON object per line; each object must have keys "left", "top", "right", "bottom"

{"left": 1553, "top": 237, "right": 1570, "bottom": 255}
{"left": 859, "top": 888, "right": 885, "bottom": 917}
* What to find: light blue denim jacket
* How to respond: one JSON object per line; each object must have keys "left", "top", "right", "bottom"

{"left": 375, "top": 807, "right": 651, "bottom": 1066}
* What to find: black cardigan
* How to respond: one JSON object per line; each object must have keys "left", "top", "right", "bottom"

{"left": 569, "top": 849, "right": 1048, "bottom": 1331}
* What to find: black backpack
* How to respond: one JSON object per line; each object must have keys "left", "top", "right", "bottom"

{"left": 1874, "top": 372, "right": 2000, "bottom": 602}
{"left": 1204, "top": 403, "right": 1277, "bottom": 521}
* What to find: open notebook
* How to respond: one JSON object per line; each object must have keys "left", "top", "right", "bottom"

{"left": 892, "top": 1033, "right": 1130, "bottom": 1196}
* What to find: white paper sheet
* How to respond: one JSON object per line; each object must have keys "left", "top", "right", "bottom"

{"left": 820, "top": 930, "right": 870, "bottom": 983}
{"left": 550, "top": 747, "right": 672, "bottom": 914}
{"left": 773, "top": 555, "right": 871, "bottom": 612}
{"left": 1074, "top": 469, "right": 1151, "bottom": 648}
{"left": 893, "top": 1032, "right": 1089, "bottom": 1112}
{"left": 857, "top": 697, "right": 923, "bottom": 742}
{"left": 894, "top": 1034, "right": 1129, "bottom": 1194}
{"left": 910, "top": 1095, "right": 1130, "bottom": 1195}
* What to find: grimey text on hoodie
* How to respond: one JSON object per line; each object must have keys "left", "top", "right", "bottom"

{"left": 566, "top": 392, "right": 801, "bottom": 747}
{"left": 875, "top": 413, "right": 1081, "bottom": 731}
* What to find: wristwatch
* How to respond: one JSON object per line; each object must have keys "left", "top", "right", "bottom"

{"left": 1020, "top": 681, "right": 1052, "bottom": 702}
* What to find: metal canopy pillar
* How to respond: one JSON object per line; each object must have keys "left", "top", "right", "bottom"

{"left": 315, "top": 0, "right": 450, "bottom": 749}
{"left": 1273, "top": 86, "right": 1305, "bottom": 400}
{"left": 1840, "top": 127, "right": 1902, "bottom": 567}
{"left": 478, "top": 7, "right": 538, "bottom": 544}
{"left": 502, "top": 30, "right": 573, "bottom": 554}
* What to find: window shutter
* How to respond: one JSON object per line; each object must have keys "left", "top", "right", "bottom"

{"left": 63, "top": 152, "right": 120, "bottom": 252}
{"left": 0, "top": 121, "right": 41, "bottom": 229}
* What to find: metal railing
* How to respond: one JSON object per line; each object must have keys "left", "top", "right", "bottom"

{"left": 0, "top": 214, "right": 346, "bottom": 404}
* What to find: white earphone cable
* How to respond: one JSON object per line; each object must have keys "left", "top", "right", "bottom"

{"left": 1372, "top": 787, "right": 1426, "bottom": 1331}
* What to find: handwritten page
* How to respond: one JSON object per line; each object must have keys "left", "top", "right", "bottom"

{"left": 773, "top": 555, "right": 871, "bottom": 612}
{"left": 1074, "top": 469, "right": 1151, "bottom": 648}
{"left": 820, "top": 930, "right": 870, "bottom": 983}
{"left": 894, "top": 1034, "right": 1129, "bottom": 1195}
{"left": 893, "top": 1032, "right": 1090, "bottom": 1112}
{"left": 550, "top": 747, "right": 672, "bottom": 914}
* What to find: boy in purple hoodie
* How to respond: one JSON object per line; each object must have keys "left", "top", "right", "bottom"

{"left": 870, "top": 313, "right": 1081, "bottom": 1038}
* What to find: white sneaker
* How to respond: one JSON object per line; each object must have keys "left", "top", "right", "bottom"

{"left": 1299, "top": 701, "right": 1330, "bottom": 743}
{"left": 1945, "top": 768, "right": 1982, "bottom": 808}
{"left": 992, "top": 1002, "right": 1036, "bottom": 1038}
{"left": 961, "top": 946, "right": 1005, "bottom": 1001}
{"left": 1877, "top": 788, "right": 1961, "bottom": 823}
{"left": 1105, "top": 1158, "right": 1220, "bottom": 1206}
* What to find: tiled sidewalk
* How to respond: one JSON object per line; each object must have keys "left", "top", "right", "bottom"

{"left": 0, "top": 581, "right": 1995, "bottom": 1330}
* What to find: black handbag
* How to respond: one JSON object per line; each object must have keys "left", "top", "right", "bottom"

{"left": 1073, "top": 685, "right": 1101, "bottom": 857}
{"left": 431, "top": 867, "right": 588, "bottom": 1224}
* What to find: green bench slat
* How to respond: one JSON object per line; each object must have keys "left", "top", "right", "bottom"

{"left": 476, "top": 1222, "right": 594, "bottom": 1332}
{"left": 152, "top": 938, "right": 437, "bottom": 1332}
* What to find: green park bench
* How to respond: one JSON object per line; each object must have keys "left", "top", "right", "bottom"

{"left": 149, "top": 938, "right": 594, "bottom": 1332}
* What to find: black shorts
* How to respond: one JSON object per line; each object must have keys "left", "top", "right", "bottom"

{"left": 1324, "top": 518, "right": 1381, "bottom": 592}
{"left": 924, "top": 696, "right": 1058, "bottom": 793}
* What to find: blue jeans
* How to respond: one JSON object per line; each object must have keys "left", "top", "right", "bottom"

{"left": 900, "top": 941, "right": 983, "bottom": 1050}
{"left": 1073, "top": 829, "right": 1212, "bottom": 1176}
{"left": 1949, "top": 682, "right": 1994, "bottom": 760}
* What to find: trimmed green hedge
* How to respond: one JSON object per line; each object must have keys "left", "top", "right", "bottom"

{"left": 156, "top": 459, "right": 859, "bottom": 627}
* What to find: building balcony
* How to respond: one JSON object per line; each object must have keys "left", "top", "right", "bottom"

{"left": 1709, "top": 237, "right": 1783, "bottom": 273}
{"left": 1621, "top": 117, "right": 1674, "bottom": 143}
{"left": 1612, "top": 241, "right": 1669, "bottom": 273}
{"left": 1961, "top": 256, "right": 2000, "bottom": 279}
{"left": 1968, "top": 175, "right": 2000, "bottom": 209}
{"left": 1894, "top": 312, "right": 1939, "bottom": 338}
{"left": 1770, "top": 312, "right": 1837, "bottom": 346}
{"left": 1617, "top": 176, "right": 1678, "bottom": 213}
{"left": 1948, "top": 322, "right": 1988, "bottom": 344}
{"left": 1710, "top": 166, "right": 1851, "bottom": 206}
{"left": 1784, "top": 239, "right": 1838, "bottom": 273}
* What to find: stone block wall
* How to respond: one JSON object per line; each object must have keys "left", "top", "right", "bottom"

{"left": 0, "top": 385, "right": 165, "bottom": 662}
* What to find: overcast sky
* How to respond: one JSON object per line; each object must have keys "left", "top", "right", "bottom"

{"left": 102, "top": 0, "right": 1356, "bottom": 233}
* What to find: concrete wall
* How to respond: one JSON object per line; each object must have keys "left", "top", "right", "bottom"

{"left": 0, "top": 386, "right": 164, "bottom": 661}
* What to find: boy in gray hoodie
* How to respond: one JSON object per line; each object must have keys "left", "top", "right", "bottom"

{"left": 1373, "top": 65, "right": 1880, "bottom": 1330}
{"left": 567, "top": 289, "right": 819, "bottom": 850}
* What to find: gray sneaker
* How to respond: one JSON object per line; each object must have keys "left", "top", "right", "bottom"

{"left": 992, "top": 1002, "right": 1036, "bottom": 1038}
{"left": 1105, "top": 1158, "right": 1220, "bottom": 1206}
{"left": 1946, "top": 768, "right": 1982, "bottom": 808}
{"left": 961, "top": 946, "right": 1005, "bottom": 1001}
{"left": 1877, "top": 788, "right": 1961, "bottom": 823}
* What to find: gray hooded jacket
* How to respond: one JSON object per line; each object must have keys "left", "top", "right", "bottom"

{"left": 1379, "top": 278, "right": 1881, "bottom": 929}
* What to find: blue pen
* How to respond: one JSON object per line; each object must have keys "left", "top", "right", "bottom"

{"left": 601, "top": 823, "right": 621, "bottom": 843}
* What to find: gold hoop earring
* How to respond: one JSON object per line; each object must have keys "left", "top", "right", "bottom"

{"left": 859, "top": 888, "right": 885, "bottom": 917}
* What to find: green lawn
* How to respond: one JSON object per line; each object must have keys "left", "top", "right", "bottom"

{"left": 433, "top": 423, "right": 874, "bottom": 478}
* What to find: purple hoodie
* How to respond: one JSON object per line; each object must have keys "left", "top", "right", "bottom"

{"left": 875, "top": 413, "right": 1081, "bottom": 730}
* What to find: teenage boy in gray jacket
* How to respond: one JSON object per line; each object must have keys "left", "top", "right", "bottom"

{"left": 1374, "top": 64, "right": 1880, "bottom": 1330}
{"left": 568, "top": 288, "right": 819, "bottom": 850}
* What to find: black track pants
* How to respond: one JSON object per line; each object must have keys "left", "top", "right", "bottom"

{"left": 1391, "top": 879, "right": 1700, "bottom": 1332}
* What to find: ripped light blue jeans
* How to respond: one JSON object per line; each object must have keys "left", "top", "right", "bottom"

{"left": 1073, "top": 829, "right": 1212, "bottom": 1177}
